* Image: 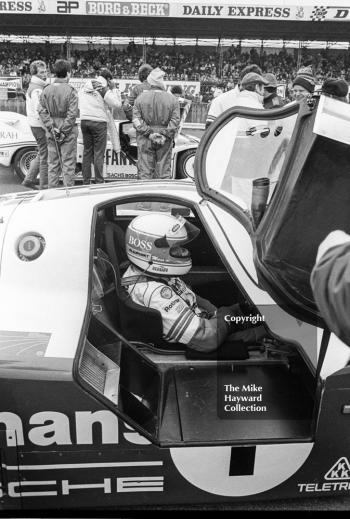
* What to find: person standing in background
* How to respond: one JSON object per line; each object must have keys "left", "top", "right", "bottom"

{"left": 205, "top": 64, "right": 263, "bottom": 128}
{"left": 263, "top": 73, "right": 287, "bottom": 109}
{"left": 79, "top": 68, "right": 121, "bottom": 184}
{"left": 133, "top": 67, "right": 180, "bottom": 179}
{"left": 22, "top": 60, "right": 48, "bottom": 190}
{"left": 38, "top": 59, "right": 79, "bottom": 188}
{"left": 291, "top": 66, "right": 316, "bottom": 102}
{"left": 123, "top": 64, "right": 152, "bottom": 121}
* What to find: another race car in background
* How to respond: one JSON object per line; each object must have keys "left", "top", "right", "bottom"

{"left": 0, "top": 107, "right": 198, "bottom": 182}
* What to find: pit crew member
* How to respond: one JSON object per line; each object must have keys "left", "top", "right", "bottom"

{"left": 22, "top": 60, "right": 49, "bottom": 190}
{"left": 38, "top": 59, "right": 79, "bottom": 188}
{"left": 123, "top": 63, "right": 152, "bottom": 121}
{"left": 133, "top": 68, "right": 180, "bottom": 179}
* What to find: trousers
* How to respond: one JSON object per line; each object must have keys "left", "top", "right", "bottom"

{"left": 136, "top": 133, "right": 173, "bottom": 179}
{"left": 81, "top": 120, "right": 107, "bottom": 184}
{"left": 47, "top": 126, "right": 78, "bottom": 188}
{"left": 25, "top": 126, "right": 48, "bottom": 189}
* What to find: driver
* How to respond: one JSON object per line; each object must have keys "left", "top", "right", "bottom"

{"left": 122, "top": 212, "right": 256, "bottom": 352}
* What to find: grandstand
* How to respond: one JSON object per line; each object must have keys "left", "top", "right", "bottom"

{"left": 1, "top": 0, "right": 350, "bottom": 120}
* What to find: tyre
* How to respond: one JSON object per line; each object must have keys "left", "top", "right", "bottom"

{"left": 13, "top": 147, "right": 38, "bottom": 181}
{"left": 176, "top": 149, "right": 196, "bottom": 179}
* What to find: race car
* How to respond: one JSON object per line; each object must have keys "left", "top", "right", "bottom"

{"left": 0, "top": 109, "right": 198, "bottom": 182}
{"left": 0, "top": 93, "right": 350, "bottom": 510}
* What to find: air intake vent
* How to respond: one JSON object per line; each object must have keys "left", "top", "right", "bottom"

{"left": 80, "top": 351, "right": 107, "bottom": 393}
{"left": 79, "top": 340, "right": 120, "bottom": 404}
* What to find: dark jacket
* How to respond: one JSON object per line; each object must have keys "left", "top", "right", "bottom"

{"left": 264, "top": 93, "right": 287, "bottom": 110}
{"left": 132, "top": 87, "right": 180, "bottom": 139}
{"left": 311, "top": 241, "right": 350, "bottom": 346}
{"left": 38, "top": 78, "right": 79, "bottom": 135}
{"left": 123, "top": 81, "right": 151, "bottom": 121}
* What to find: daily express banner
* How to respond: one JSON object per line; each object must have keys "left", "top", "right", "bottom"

{"left": 2, "top": 0, "right": 350, "bottom": 22}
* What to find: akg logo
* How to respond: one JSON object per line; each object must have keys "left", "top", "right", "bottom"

{"left": 57, "top": 0, "right": 79, "bottom": 13}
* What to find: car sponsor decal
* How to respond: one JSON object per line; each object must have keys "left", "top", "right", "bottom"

{"left": 160, "top": 287, "right": 172, "bottom": 299}
{"left": 298, "top": 457, "right": 350, "bottom": 493}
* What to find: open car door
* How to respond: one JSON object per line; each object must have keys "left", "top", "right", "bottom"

{"left": 195, "top": 95, "right": 350, "bottom": 328}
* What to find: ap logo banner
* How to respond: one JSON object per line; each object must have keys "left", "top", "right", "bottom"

{"left": 325, "top": 457, "right": 350, "bottom": 481}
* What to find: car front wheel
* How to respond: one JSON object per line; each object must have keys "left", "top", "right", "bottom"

{"left": 176, "top": 149, "right": 196, "bottom": 179}
{"left": 13, "top": 147, "right": 38, "bottom": 181}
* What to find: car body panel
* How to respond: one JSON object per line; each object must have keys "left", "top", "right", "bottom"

{"left": 1, "top": 97, "right": 350, "bottom": 506}
{"left": 0, "top": 112, "right": 198, "bottom": 180}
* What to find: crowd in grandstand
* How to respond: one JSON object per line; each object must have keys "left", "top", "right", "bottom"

{"left": 1, "top": 40, "right": 350, "bottom": 101}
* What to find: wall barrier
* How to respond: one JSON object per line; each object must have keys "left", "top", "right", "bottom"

{"left": 0, "top": 98, "right": 209, "bottom": 124}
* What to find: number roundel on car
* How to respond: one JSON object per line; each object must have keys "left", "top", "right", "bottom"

{"left": 16, "top": 233, "right": 46, "bottom": 261}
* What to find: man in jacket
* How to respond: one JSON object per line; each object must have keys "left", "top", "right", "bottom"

{"left": 38, "top": 59, "right": 79, "bottom": 188}
{"left": 133, "top": 68, "right": 180, "bottom": 179}
{"left": 123, "top": 64, "right": 152, "bottom": 121}
{"left": 218, "top": 72, "right": 268, "bottom": 206}
{"left": 79, "top": 68, "right": 121, "bottom": 184}
{"left": 205, "top": 64, "right": 263, "bottom": 128}
{"left": 311, "top": 230, "right": 350, "bottom": 347}
{"left": 263, "top": 73, "right": 287, "bottom": 109}
{"left": 22, "top": 60, "right": 48, "bottom": 190}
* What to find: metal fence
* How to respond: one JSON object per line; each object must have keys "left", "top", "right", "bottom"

{"left": 0, "top": 98, "right": 209, "bottom": 124}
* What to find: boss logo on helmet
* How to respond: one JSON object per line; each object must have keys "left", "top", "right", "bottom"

{"left": 128, "top": 236, "right": 152, "bottom": 251}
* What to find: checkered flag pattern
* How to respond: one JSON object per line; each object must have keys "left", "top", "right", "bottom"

{"left": 311, "top": 6, "right": 328, "bottom": 21}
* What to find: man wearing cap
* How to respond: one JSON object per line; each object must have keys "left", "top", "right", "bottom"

{"left": 218, "top": 72, "right": 268, "bottom": 206}
{"left": 79, "top": 68, "right": 122, "bottom": 184}
{"left": 292, "top": 66, "right": 316, "bottom": 102}
{"left": 205, "top": 64, "right": 262, "bottom": 128}
{"left": 123, "top": 64, "right": 153, "bottom": 121}
{"left": 133, "top": 67, "right": 180, "bottom": 179}
{"left": 234, "top": 72, "right": 269, "bottom": 109}
{"left": 263, "top": 73, "right": 287, "bottom": 109}
{"left": 322, "top": 78, "right": 349, "bottom": 103}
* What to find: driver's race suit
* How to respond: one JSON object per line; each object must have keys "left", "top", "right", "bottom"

{"left": 122, "top": 264, "right": 233, "bottom": 351}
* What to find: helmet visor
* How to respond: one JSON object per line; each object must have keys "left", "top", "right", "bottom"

{"left": 154, "top": 216, "right": 200, "bottom": 249}
{"left": 169, "top": 246, "right": 191, "bottom": 259}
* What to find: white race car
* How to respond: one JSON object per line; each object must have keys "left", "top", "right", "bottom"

{"left": 0, "top": 95, "right": 350, "bottom": 509}
{"left": 0, "top": 110, "right": 199, "bottom": 182}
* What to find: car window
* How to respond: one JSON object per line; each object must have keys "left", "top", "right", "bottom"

{"left": 205, "top": 111, "right": 298, "bottom": 213}
{"left": 115, "top": 201, "right": 194, "bottom": 218}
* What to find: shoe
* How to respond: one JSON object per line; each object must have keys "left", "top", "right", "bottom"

{"left": 21, "top": 180, "right": 38, "bottom": 190}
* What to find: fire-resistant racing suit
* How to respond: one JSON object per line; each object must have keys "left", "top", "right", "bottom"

{"left": 123, "top": 264, "right": 240, "bottom": 352}
{"left": 133, "top": 87, "right": 180, "bottom": 179}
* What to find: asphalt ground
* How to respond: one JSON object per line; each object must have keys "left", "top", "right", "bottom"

{"left": 1, "top": 163, "right": 350, "bottom": 512}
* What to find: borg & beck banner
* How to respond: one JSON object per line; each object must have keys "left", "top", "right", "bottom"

{"left": 2, "top": 0, "right": 350, "bottom": 22}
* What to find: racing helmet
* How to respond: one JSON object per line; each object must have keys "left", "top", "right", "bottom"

{"left": 125, "top": 213, "right": 200, "bottom": 276}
